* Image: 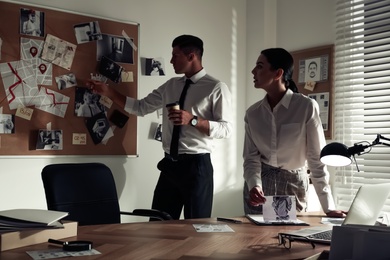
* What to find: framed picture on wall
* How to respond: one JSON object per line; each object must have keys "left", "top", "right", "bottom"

{"left": 298, "top": 55, "right": 329, "bottom": 84}
{"left": 291, "top": 45, "right": 334, "bottom": 139}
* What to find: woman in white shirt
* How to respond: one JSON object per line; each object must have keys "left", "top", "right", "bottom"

{"left": 243, "top": 48, "right": 346, "bottom": 218}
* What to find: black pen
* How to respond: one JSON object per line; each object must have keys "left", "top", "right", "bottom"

{"left": 217, "top": 217, "right": 242, "bottom": 224}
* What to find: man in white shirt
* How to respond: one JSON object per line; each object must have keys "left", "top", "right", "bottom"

{"left": 88, "top": 35, "right": 233, "bottom": 219}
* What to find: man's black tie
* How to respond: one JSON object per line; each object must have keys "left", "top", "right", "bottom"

{"left": 169, "top": 79, "right": 192, "bottom": 160}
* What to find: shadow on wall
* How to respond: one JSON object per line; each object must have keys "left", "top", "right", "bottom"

{"left": 104, "top": 159, "right": 127, "bottom": 199}
{"left": 213, "top": 185, "right": 244, "bottom": 217}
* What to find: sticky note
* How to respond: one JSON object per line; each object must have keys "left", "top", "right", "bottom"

{"left": 72, "top": 133, "right": 87, "bottom": 145}
{"left": 99, "top": 95, "right": 113, "bottom": 108}
{"left": 16, "top": 107, "right": 33, "bottom": 120}
{"left": 304, "top": 81, "right": 316, "bottom": 91}
{"left": 121, "top": 71, "right": 133, "bottom": 82}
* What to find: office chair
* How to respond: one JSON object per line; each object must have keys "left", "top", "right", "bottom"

{"left": 41, "top": 162, "right": 172, "bottom": 225}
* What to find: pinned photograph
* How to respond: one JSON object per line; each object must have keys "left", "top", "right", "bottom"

{"left": 55, "top": 73, "right": 77, "bottom": 90}
{"left": 298, "top": 55, "right": 329, "bottom": 84}
{"left": 98, "top": 56, "right": 123, "bottom": 83}
{"left": 97, "top": 34, "right": 134, "bottom": 64}
{"left": 36, "top": 129, "right": 63, "bottom": 150}
{"left": 20, "top": 8, "right": 45, "bottom": 37}
{"left": 309, "top": 92, "right": 329, "bottom": 131}
{"left": 75, "top": 87, "right": 106, "bottom": 117}
{"left": 0, "top": 114, "right": 15, "bottom": 134}
{"left": 41, "top": 34, "right": 77, "bottom": 70}
{"left": 154, "top": 123, "right": 162, "bottom": 142}
{"left": 146, "top": 58, "right": 165, "bottom": 76}
{"left": 304, "top": 58, "right": 321, "bottom": 82}
{"left": 85, "top": 112, "right": 110, "bottom": 145}
{"left": 74, "top": 21, "right": 102, "bottom": 44}
{"left": 109, "top": 109, "right": 129, "bottom": 128}
{"left": 90, "top": 73, "right": 107, "bottom": 83}
{"left": 263, "top": 195, "right": 297, "bottom": 222}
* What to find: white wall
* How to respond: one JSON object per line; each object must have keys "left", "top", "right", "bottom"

{"left": 0, "top": 0, "right": 335, "bottom": 220}
{"left": 275, "top": 0, "right": 337, "bottom": 209}
{"left": 276, "top": 0, "right": 336, "bottom": 51}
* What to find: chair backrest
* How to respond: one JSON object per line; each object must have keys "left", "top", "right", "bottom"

{"left": 41, "top": 162, "right": 121, "bottom": 225}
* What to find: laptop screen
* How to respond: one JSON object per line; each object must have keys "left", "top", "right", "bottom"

{"left": 343, "top": 183, "right": 390, "bottom": 226}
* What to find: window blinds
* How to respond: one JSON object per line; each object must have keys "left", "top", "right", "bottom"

{"left": 334, "top": 0, "right": 390, "bottom": 212}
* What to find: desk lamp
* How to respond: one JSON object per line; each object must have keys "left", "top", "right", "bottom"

{"left": 320, "top": 134, "right": 390, "bottom": 171}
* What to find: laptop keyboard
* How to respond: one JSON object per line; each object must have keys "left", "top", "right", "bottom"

{"left": 307, "top": 230, "right": 332, "bottom": 241}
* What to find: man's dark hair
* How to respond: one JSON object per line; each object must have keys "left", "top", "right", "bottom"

{"left": 308, "top": 61, "right": 318, "bottom": 69}
{"left": 172, "top": 35, "right": 204, "bottom": 58}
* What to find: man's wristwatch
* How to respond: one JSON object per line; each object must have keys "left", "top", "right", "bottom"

{"left": 190, "top": 115, "right": 198, "bottom": 127}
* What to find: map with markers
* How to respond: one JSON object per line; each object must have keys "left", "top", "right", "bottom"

{"left": 0, "top": 38, "right": 69, "bottom": 117}
{"left": 20, "top": 37, "right": 53, "bottom": 85}
{"left": 0, "top": 60, "right": 40, "bottom": 110}
{"left": 35, "top": 87, "right": 69, "bottom": 118}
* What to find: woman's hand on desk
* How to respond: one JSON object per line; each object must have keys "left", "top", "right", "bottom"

{"left": 248, "top": 186, "right": 266, "bottom": 206}
{"left": 326, "top": 210, "right": 348, "bottom": 218}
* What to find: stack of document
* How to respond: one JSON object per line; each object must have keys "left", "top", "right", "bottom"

{"left": 0, "top": 209, "right": 68, "bottom": 234}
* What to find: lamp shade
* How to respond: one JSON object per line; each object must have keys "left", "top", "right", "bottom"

{"left": 320, "top": 142, "right": 352, "bottom": 167}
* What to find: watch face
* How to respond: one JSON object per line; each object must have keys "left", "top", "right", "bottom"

{"left": 191, "top": 118, "right": 198, "bottom": 126}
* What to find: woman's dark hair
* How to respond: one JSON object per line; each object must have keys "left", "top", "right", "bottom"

{"left": 261, "top": 48, "right": 298, "bottom": 93}
{"left": 172, "top": 34, "right": 204, "bottom": 59}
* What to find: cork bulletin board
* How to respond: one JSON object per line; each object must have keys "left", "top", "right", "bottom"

{"left": 291, "top": 45, "right": 334, "bottom": 139}
{"left": 0, "top": 1, "right": 139, "bottom": 156}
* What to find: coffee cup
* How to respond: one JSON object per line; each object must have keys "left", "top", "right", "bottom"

{"left": 166, "top": 102, "right": 180, "bottom": 110}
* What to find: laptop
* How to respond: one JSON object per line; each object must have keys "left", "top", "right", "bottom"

{"left": 278, "top": 183, "right": 390, "bottom": 244}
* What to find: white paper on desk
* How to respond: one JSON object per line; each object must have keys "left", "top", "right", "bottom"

{"left": 263, "top": 195, "right": 297, "bottom": 222}
{"left": 246, "top": 214, "right": 307, "bottom": 225}
{"left": 193, "top": 224, "right": 234, "bottom": 232}
{"left": 321, "top": 217, "right": 344, "bottom": 225}
{"left": 27, "top": 248, "right": 101, "bottom": 259}
{"left": 0, "top": 209, "right": 68, "bottom": 226}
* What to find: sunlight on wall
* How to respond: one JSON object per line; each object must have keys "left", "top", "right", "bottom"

{"left": 212, "top": 7, "right": 243, "bottom": 217}
{"left": 227, "top": 7, "right": 239, "bottom": 189}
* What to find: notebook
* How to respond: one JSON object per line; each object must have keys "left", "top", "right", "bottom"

{"left": 0, "top": 209, "right": 69, "bottom": 233}
{"left": 279, "top": 183, "right": 390, "bottom": 244}
{"left": 246, "top": 214, "right": 309, "bottom": 226}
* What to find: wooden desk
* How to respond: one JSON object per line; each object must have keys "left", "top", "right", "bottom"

{"left": 0, "top": 216, "right": 329, "bottom": 259}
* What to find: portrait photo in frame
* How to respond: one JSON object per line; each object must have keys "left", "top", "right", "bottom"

{"left": 298, "top": 55, "right": 329, "bottom": 84}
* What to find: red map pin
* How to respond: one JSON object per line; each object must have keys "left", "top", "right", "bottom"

{"left": 30, "top": 47, "right": 38, "bottom": 57}
{"left": 39, "top": 64, "right": 47, "bottom": 74}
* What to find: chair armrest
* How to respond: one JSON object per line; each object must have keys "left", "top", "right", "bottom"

{"left": 120, "top": 209, "right": 173, "bottom": 221}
